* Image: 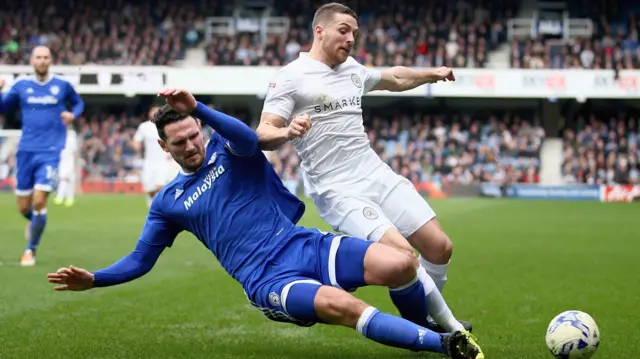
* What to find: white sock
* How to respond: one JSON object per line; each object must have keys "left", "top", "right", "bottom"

{"left": 56, "top": 180, "right": 68, "bottom": 200}
{"left": 417, "top": 265, "right": 463, "bottom": 332}
{"left": 66, "top": 176, "right": 75, "bottom": 201}
{"left": 419, "top": 255, "right": 449, "bottom": 293}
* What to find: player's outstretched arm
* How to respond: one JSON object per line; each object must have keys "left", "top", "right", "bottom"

{"left": 0, "top": 79, "right": 21, "bottom": 114}
{"left": 191, "top": 101, "right": 258, "bottom": 156}
{"left": 47, "top": 200, "right": 180, "bottom": 291}
{"left": 47, "top": 240, "right": 165, "bottom": 291}
{"left": 158, "top": 88, "right": 258, "bottom": 156}
{"left": 371, "top": 67, "right": 456, "bottom": 92}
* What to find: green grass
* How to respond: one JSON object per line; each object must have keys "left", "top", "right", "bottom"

{"left": 0, "top": 194, "right": 638, "bottom": 359}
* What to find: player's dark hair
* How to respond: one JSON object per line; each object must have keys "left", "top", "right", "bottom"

{"left": 312, "top": 3, "right": 357, "bottom": 28}
{"left": 151, "top": 104, "right": 190, "bottom": 141}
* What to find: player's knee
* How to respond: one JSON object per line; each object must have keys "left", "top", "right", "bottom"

{"left": 431, "top": 232, "right": 453, "bottom": 264}
{"left": 314, "top": 287, "right": 367, "bottom": 327}
{"left": 16, "top": 200, "right": 30, "bottom": 214}
{"left": 386, "top": 251, "right": 419, "bottom": 288}
{"left": 32, "top": 198, "right": 47, "bottom": 211}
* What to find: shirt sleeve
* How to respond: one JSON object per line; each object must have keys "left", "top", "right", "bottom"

{"left": 362, "top": 65, "right": 382, "bottom": 94}
{"left": 92, "top": 199, "right": 182, "bottom": 287}
{"left": 133, "top": 123, "right": 145, "bottom": 142}
{"left": 65, "top": 81, "right": 85, "bottom": 119}
{"left": 0, "top": 82, "right": 21, "bottom": 114}
{"left": 261, "top": 68, "right": 297, "bottom": 121}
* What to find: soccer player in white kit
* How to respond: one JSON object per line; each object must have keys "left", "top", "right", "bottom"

{"left": 54, "top": 128, "right": 78, "bottom": 207}
{"left": 257, "top": 3, "right": 472, "bottom": 335}
{"left": 133, "top": 106, "right": 175, "bottom": 207}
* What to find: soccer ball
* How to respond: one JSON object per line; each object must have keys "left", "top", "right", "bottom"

{"left": 545, "top": 310, "right": 600, "bottom": 359}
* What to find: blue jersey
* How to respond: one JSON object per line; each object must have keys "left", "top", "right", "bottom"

{"left": 0, "top": 76, "right": 84, "bottom": 152}
{"left": 139, "top": 132, "right": 305, "bottom": 290}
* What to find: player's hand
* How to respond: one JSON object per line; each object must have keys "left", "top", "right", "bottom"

{"left": 60, "top": 111, "right": 75, "bottom": 124}
{"left": 47, "top": 265, "right": 95, "bottom": 291}
{"left": 432, "top": 67, "right": 455, "bottom": 82}
{"left": 157, "top": 88, "right": 197, "bottom": 113}
{"left": 286, "top": 114, "right": 312, "bottom": 140}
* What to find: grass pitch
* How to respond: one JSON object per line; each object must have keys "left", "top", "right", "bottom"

{"left": 0, "top": 194, "right": 637, "bottom": 359}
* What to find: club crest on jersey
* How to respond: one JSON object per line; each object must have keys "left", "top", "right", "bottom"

{"left": 50, "top": 85, "right": 60, "bottom": 95}
{"left": 268, "top": 292, "right": 281, "bottom": 307}
{"left": 351, "top": 74, "right": 362, "bottom": 88}
{"left": 362, "top": 207, "right": 378, "bottom": 220}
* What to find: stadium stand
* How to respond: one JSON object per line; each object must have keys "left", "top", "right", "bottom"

{"left": 206, "top": 0, "right": 519, "bottom": 67}
{"left": 510, "top": 0, "right": 640, "bottom": 69}
{"left": 0, "top": 0, "right": 219, "bottom": 66}
{"left": 561, "top": 108, "right": 640, "bottom": 185}
{"left": 267, "top": 108, "right": 545, "bottom": 194}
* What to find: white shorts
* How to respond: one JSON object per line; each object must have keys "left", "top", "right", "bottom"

{"left": 311, "top": 165, "right": 436, "bottom": 242}
{"left": 142, "top": 165, "right": 169, "bottom": 193}
{"left": 58, "top": 154, "right": 75, "bottom": 180}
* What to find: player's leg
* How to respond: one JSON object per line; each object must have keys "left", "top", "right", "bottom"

{"left": 141, "top": 166, "right": 157, "bottom": 208}
{"left": 380, "top": 176, "right": 470, "bottom": 332}
{"left": 64, "top": 166, "right": 76, "bottom": 206}
{"left": 54, "top": 156, "right": 69, "bottom": 205}
{"left": 14, "top": 151, "right": 36, "bottom": 264}
{"left": 332, "top": 203, "right": 436, "bottom": 327}
{"left": 24, "top": 153, "right": 59, "bottom": 263}
{"left": 249, "top": 277, "right": 482, "bottom": 358}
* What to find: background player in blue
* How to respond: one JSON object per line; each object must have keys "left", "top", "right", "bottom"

{"left": 46, "top": 88, "right": 484, "bottom": 359}
{"left": 0, "top": 46, "right": 85, "bottom": 266}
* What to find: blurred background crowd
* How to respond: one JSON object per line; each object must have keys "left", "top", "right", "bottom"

{"left": 1, "top": 0, "right": 639, "bottom": 193}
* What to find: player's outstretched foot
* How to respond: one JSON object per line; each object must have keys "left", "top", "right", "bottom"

{"left": 64, "top": 199, "right": 74, "bottom": 207}
{"left": 54, "top": 197, "right": 63, "bottom": 205}
{"left": 20, "top": 250, "right": 36, "bottom": 267}
{"left": 442, "top": 330, "right": 484, "bottom": 359}
{"left": 426, "top": 318, "right": 473, "bottom": 333}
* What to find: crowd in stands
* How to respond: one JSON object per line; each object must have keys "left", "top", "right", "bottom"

{"left": 207, "top": 0, "right": 517, "bottom": 67}
{"left": 1, "top": 106, "right": 544, "bottom": 191}
{"left": 0, "top": 0, "right": 517, "bottom": 68}
{"left": 511, "top": 0, "right": 640, "bottom": 69}
{"left": 562, "top": 111, "right": 640, "bottom": 185}
{"left": 0, "top": 0, "right": 216, "bottom": 66}
{"left": 266, "top": 109, "right": 544, "bottom": 195}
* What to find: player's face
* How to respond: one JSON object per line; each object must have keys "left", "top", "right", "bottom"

{"left": 319, "top": 13, "right": 358, "bottom": 64}
{"left": 30, "top": 48, "right": 52, "bottom": 76}
{"left": 160, "top": 117, "right": 206, "bottom": 172}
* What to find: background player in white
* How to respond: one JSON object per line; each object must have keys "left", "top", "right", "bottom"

{"left": 257, "top": 3, "right": 467, "bottom": 333}
{"left": 133, "top": 105, "right": 172, "bottom": 208}
{"left": 54, "top": 127, "right": 79, "bottom": 207}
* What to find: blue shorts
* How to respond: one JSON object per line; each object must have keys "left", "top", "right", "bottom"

{"left": 244, "top": 228, "right": 373, "bottom": 327}
{"left": 15, "top": 151, "right": 61, "bottom": 196}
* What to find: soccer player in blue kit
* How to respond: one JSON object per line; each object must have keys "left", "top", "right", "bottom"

{"left": 0, "top": 46, "right": 84, "bottom": 266}
{"left": 47, "top": 88, "right": 483, "bottom": 359}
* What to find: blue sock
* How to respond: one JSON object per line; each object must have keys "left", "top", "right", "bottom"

{"left": 357, "top": 307, "right": 445, "bottom": 353}
{"left": 389, "top": 277, "right": 429, "bottom": 327}
{"left": 27, "top": 210, "right": 47, "bottom": 255}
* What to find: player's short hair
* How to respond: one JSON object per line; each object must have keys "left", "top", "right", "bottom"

{"left": 312, "top": 2, "right": 357, "bottom": 28}
{"left": 151, "top": 104, "right": 191, "bottom": 141}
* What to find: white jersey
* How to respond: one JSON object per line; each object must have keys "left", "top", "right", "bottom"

{"left": 134, "top": 121, "right": 167, "bottom": 168}
{"left": 262, "top": 53, "right": 382, "bottom": 194}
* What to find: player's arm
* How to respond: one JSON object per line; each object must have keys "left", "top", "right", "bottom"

{"left": 47, "top": 203, "right": 181, "bottom": 291}
{"left": 191, "top": 102, "right": 258, "bottom": 156}
{"left": 369, "top": 66, "right": 455, "bottom": 92}
{"left": 257, "top": 71, "right": 301, "bottom": 151}
{"left": 60, "top": 81, "right": 85, "bottom": 124}
{"left": 0, "top": 81, "right": 21, "bottom": 114}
